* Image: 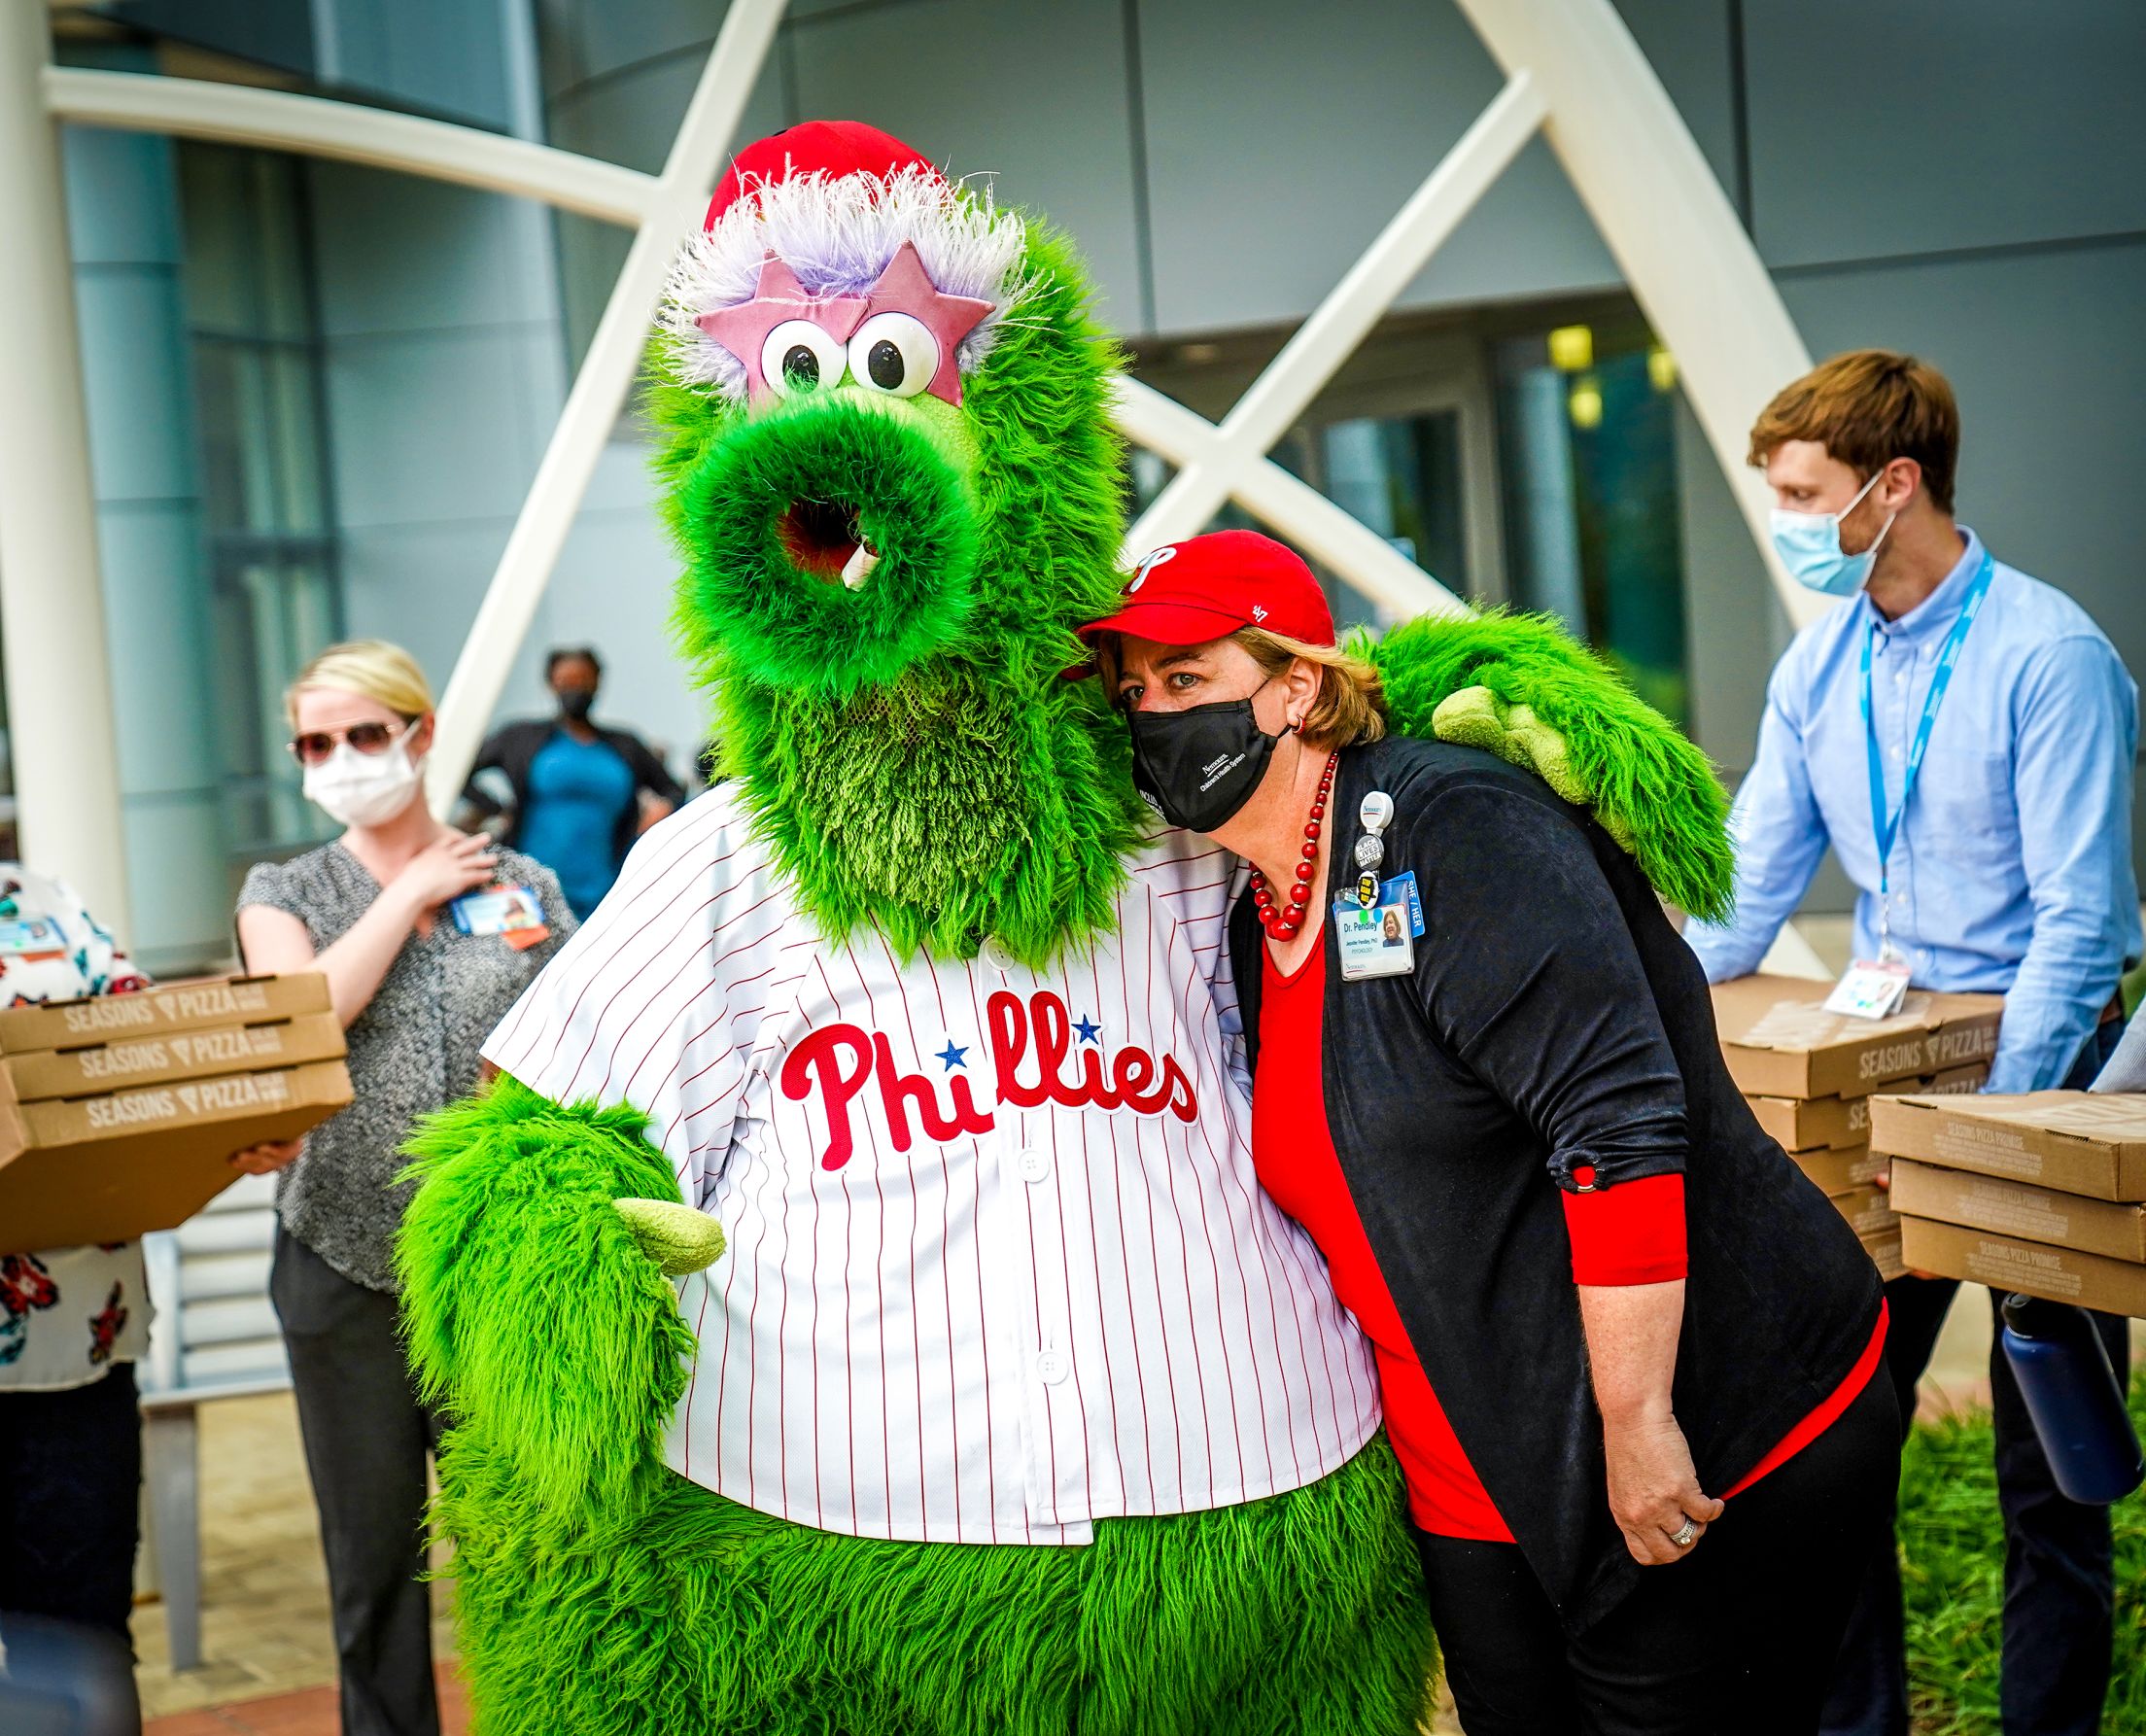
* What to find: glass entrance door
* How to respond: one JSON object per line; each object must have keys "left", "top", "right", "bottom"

{"left": 1494, "top": 322, "right": 1690, "bottom": 723}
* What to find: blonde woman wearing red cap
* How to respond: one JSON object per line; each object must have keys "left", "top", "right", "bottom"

{"left": 1081, "top": 530, "right": 1898, "bottom": 1735}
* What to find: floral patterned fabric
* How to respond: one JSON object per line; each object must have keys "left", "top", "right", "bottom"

{"left": 0, "top": 866, "right": 153, "bottom": 1392}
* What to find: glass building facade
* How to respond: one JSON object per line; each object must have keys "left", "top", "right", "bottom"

{"left": 36, "top": 0, "right": 2146, "bottom": 968}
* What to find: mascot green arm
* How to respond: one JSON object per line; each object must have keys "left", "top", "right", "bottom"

{"left": 1385, "top": 608, "right": 1735, "bottom": 924}
{"left": 396, "top": 1074, "right": 713, "bottom": 1522}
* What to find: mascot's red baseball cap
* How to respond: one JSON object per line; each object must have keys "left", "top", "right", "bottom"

{"left": 706, "top": 121, "right": 938, "bottom": 227}
{"left": 1076, "top": 530, "right": 1335, "bottom": 663}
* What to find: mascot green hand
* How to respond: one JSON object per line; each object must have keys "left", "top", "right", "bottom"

{"left": 1374, "top": 609, "right": 1733, "bottom": 922}
{"left": 397, "top": 121, "right": 1728, "bottom": 1736}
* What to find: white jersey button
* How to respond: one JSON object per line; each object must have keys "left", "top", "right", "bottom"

{"left": 982, "top": 935, "right": 1019, "bottom": 973}
{"left": 1035, "top": 1348, "right": 1070, "bottom": 1385}
{"left": 1016, "top": 1147, "right": 1052, "bottom": 1184}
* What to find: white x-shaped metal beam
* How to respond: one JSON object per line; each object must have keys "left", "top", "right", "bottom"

{"left": 37, "top": 0, "right": 1821, "bottom": 845}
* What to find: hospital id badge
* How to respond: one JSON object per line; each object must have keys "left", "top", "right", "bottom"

{"left": 1334, "top": 897, "right": 1415, "bottom": 980}
{"left": 450, "top": 885, "right": 544, "bottom": 939}
{"left": 0, "top": 918, "right": 66, "bottom": 960}
{"left": 1822, "top": 958, "right": 1912, "bottom": 1021}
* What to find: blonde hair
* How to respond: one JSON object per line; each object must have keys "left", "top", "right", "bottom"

{"left": 1230, "top": 627, "right": 1388, "bottom": 748}
{"left": 285, "top": 639, "right": 433, "bottom": 727}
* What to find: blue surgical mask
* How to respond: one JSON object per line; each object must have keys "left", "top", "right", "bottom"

{"left": 1768, "top": 468, "right": 1896, "bottom": 596}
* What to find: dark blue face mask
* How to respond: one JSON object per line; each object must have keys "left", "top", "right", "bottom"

{"left": 1125, "top": 678, "right": 1284, "bottom": 833}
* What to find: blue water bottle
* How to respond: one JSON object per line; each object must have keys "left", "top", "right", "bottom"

{"left": 1998, "top": 1292, "right": 2143, "bottom": 1505}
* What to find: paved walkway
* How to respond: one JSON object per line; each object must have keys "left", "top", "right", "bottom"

{"left": 143, "top": 1665, "right": 467, "bottom": 1735}
{"left": 131, "top": 1392, "right": 457, "bottom": 1730}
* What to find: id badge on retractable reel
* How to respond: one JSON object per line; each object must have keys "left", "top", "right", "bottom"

{"left": 1334, "top": 895, "right": 1417, "bottom": 980}
{"left": 1334, "top": 789, "right": 1424, "bottom": 982}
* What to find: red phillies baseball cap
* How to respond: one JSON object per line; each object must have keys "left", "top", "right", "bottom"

{"left": 706, "top": 121, "right": 939, "bottom": 228}
{"left": 1076, "top": 530, "right": 1335, "bottom": 660}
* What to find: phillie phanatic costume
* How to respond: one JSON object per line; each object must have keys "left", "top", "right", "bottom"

{"left": 395, "top": 122, "right": 1732, "bottom": 1734}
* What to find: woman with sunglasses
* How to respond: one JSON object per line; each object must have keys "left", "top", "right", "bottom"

{"left": 235, "top": 641, "right": 573, "bottom": 1736}
{"left": 1081, "top": 533, "right": 1898, "bottom": 1735}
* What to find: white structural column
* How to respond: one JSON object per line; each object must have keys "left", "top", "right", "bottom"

{"left": 0, "top": 8, "right": 132, "bottom": 934}
{"left": 1455, "top": 0, "right": 1824, "bottom": 629}
{"left": 1124, "top": 73, "right": 1545, "bottom": 617}
{"left": 422, "top": 0, "right": 786, "bottom": 811}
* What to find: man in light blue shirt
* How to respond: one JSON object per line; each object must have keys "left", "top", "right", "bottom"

{"left": 1687, "top": 351, "right": 2137, "bottom": 1736}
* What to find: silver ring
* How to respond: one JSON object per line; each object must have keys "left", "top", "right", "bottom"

{"left": 1670, "top": 1519, "right": 1697, "bottom": 1549}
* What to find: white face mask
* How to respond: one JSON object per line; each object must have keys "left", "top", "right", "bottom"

{"left": 302, "top": 739, "right": 425, "bottom": 828}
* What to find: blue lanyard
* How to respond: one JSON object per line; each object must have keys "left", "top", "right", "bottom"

{"left": 1858, "top": 550, "right": 1995, "bottom": 925}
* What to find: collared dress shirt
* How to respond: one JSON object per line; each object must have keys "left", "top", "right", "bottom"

{"left": 485, "top": 788, "right": 1380, "bottom": 1546}
{"left": 1686, "top": 530, "right": 2140, "bottom": 1093}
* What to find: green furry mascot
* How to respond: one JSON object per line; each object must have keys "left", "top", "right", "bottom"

{"left": 397, "top": 122, "right": 1731, "bottom": 1736}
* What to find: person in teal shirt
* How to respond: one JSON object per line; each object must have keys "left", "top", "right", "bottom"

{"left": 463, "top": 648, "right": 687, "bottom": 920}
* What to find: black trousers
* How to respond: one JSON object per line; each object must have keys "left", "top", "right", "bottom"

{"left": 1418, "top": 1367, "right": 1900, "bottom": 1736}
{"left": 1823, "top": 1019, "right": 2131, "bottom": 1736}
{"left": 0, "top": 1361, "right": 143, "bottom": 1642}
{"left": 0, "top": 1363, "right": 143, "bottom": 1734}
{"left": 271, "top": 1230, "right": 444, "bottom": 1736}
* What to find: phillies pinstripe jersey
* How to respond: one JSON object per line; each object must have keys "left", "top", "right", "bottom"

{"left": 484, "top": 788, "right": 1379, "bottom": 1545}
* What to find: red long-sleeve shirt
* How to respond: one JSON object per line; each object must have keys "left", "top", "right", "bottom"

{"left": 1252, "top": 940, "right": 1884, "bottom": 1538}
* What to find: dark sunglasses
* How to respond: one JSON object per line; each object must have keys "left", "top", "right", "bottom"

{"left": 287, "top": 719, "right": 408, "bottom": 767}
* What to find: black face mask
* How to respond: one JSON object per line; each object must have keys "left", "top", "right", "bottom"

{"left": 1126, "top": 685, "right": 1285, "bottom": 833}
{"left": 558, "top": 689, "right": 596, "bottom": 723}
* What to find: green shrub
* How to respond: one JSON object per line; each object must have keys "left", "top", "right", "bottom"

{"left": 1899, "top": 1371, "right": 2146, "bottom": 1733}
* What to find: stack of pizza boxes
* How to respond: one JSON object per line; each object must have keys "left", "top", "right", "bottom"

{"left": 1873, "top": 1092, "right": 2146, "bottom": 1318}
{"left": 1713, "top": 976, "right": 2003, "bottom": 1280}
{"left": 0, "top": 973, "right": 351, "bottom": 1256}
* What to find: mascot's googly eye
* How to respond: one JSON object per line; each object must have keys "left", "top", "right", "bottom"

{"left": 761, "top": 320, "right": 848, "bottom": 398}
{"left": 848, "top": 311, "right": 940, "bottom": 399}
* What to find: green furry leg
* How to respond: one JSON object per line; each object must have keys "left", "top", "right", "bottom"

{"left": 437, "top": 1432, "right": 1432, "bottom": 1736}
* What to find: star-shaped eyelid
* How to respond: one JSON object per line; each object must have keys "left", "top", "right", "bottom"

{"left": 697, "top": 257, "right": 867, "bottom": 400}
{"left": 696, "top": 241, "right": 995, "bottom": 407}
{"left": 864, "top": 241, "right": 994, "bottom": 404}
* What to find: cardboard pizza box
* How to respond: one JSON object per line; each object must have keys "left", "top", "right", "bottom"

{"left": 1899, "top": 1216, "right": 2146, "bottom": 1318}
{"left": 1793, "top": 1143, "right": 1888, "bottom": 1198}
{"left": 1863, "top": 1229, "right": 1906, "bottom": 1283}
{"left": 1890, "top": 1158, "right": 2146, "bottom": 1265}
{"left": 1712, "top": 976, "right": 2003, "bottom": 1101}
{"left": 1747, "top": 1062, "right": 1989, "bottom": 1153}
{"left": 1868, "top": 1093, "right": 2146, "bottom": 1202}
{"left": 1833, "top": 1183, "right": 1900, "bottom": 1243}
{"left": 0, "top": 1059, "right": 352, "bottom": 1256}
{"left": 0, "top": 973, "right": 330, "bottom": 1054}
{"left": 0, "top": 1011, "right": 346, "bottom": 1102}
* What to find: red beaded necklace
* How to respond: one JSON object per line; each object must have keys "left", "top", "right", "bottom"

{"left": 1249, "top": 750, "right": 1337, "bottom": 944}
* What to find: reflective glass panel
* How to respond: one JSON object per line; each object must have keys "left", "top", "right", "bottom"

{"left": 1495, "top": 329, "right": 1689, "bottom": 723}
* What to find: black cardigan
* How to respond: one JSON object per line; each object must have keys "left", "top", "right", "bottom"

{"left": 1228, "top": 736, "right": 1882, "bottom": 1633}
{"left": 462, "top": 717, "right": 686, "bottom": 868}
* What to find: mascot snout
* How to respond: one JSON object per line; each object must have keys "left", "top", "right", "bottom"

{"left": 669, "top": 395, "right": 980, "bottom": 702}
